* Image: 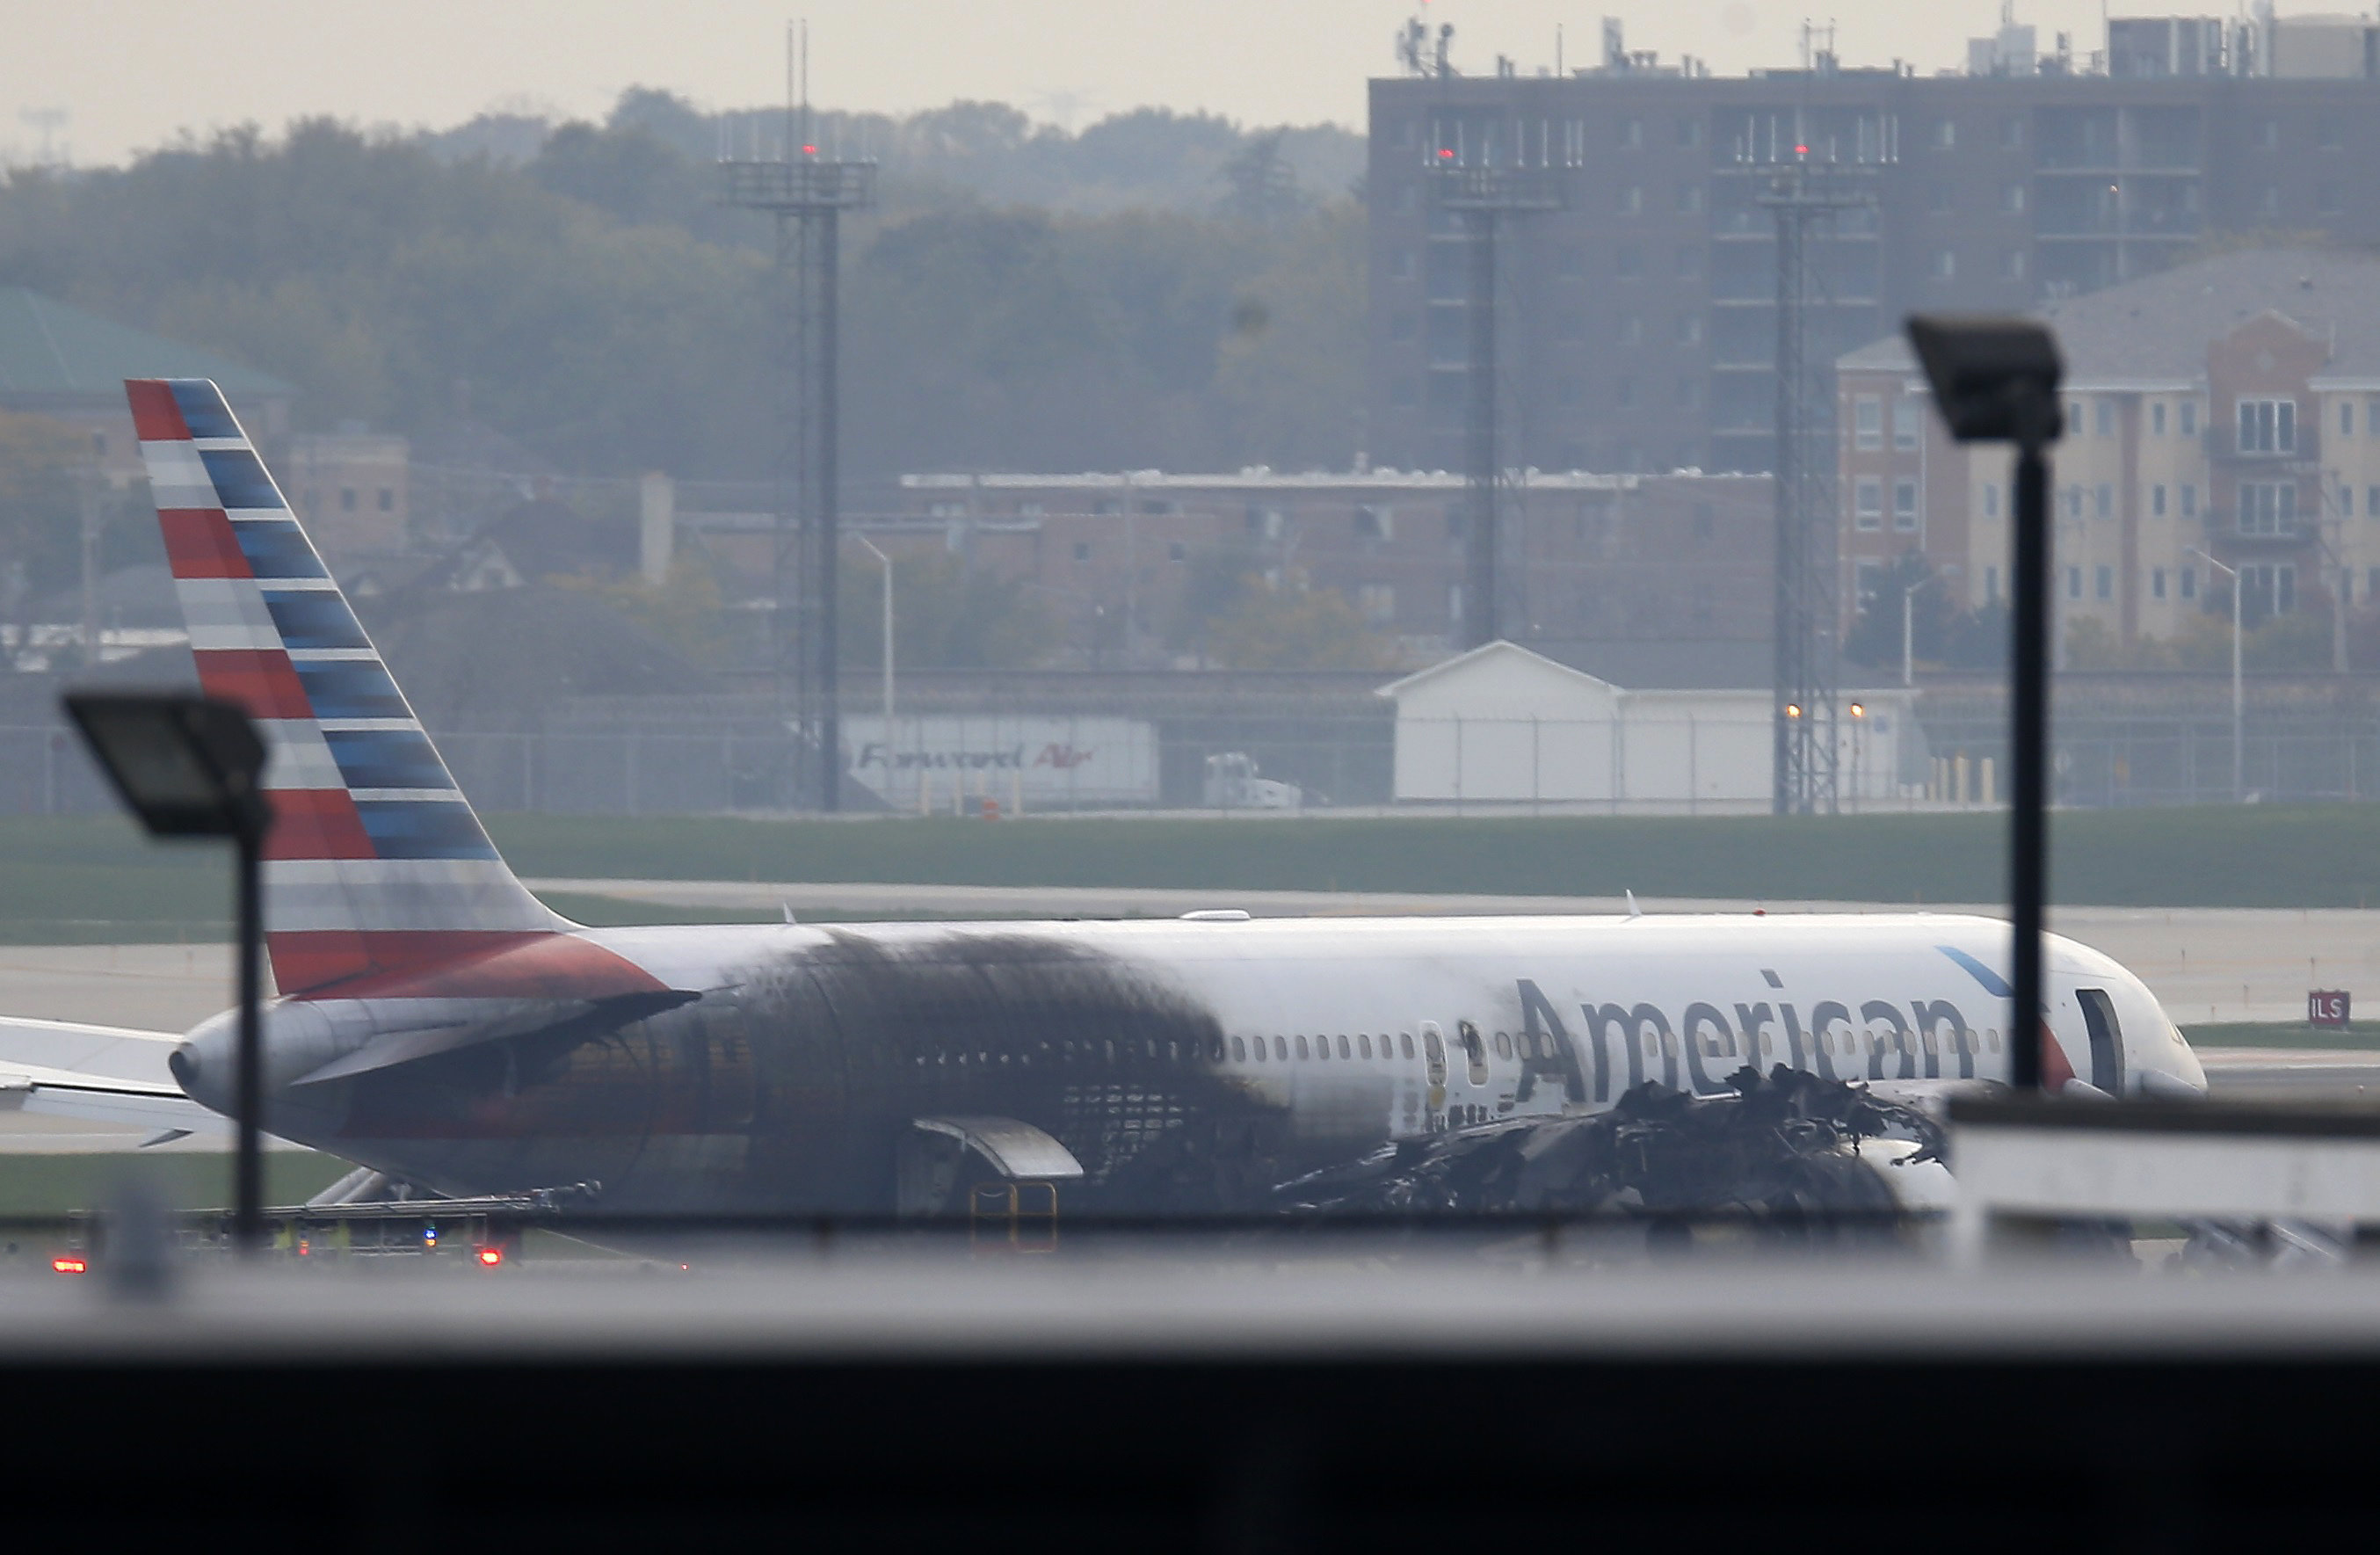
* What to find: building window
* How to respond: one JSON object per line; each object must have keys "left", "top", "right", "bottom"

{"left": 339, "top": 487, "right": 356, "bottom": 512}
{"left": 2180, "top": 401, "right": 2198, "bottom": 438}
{"left": 2181, "top": 566, "right": 2198, "bottom": 600}
{"left": 1933, "top": 249, "right": 1956, "bottom": 280}
{"left": 2152, "top": 567, "right": 2167, "bottom": 599}
{"left": 2063, "top": 486, "right": 2084, "bottom": 519}
{"left": 2238, "top": 481, "right": 2297, "bottom": 536}
{"left": 1353, "top": 505, "right": 1391, "bottom": 540}
{"left": 2180, "top": 483, "right": 2198, "bottom": 518}
{"left": 377, "top": 488, "right": 394, "bottom": 512}
{"left": 2345, "top": 401, "right": 2357, "bottom": 438}
{"left": 2367, "top": 484, "right": 2379, "bottom": 517}
{"left": 2093, "top": 400, "right": 2115, "bottom": 437}
{"left": 2368, "top": 400, "right": 2380, "bottom": 437}
{"left": 1892, "top": 399, "right": 1921, "bottom": 450}
{"left": 2002, "top": 249, "right": 2028, "bottom": 281}
{"left": 1893, "top": 478, "right": 1919, "bottom": 532}
{"left": 1982, "top": 483, "right": 2000, "bottom": 519}
{"left": 1854, "top": 396, "right": 1883, "bottom": 450}
{"left": 2244, "top": 563, "right": 2297, "bottom": 614}
{"left": 1168, "top": 541, "right": 1186, "bottom": 563}
{"left": 2095, "top": 564, "right": 2114, "bottom": 600}
{"left": 1072, "top": 541, "right": 1092, "bottom": 562}
{"left": 2151, "top": 484, "right": 2166, "bottom": 516}
{"left": 1934, "top": 119, "right": 1956, "bottom": 149}
{"left": 2151, "top": 402, "right": 2167, "bottom": 437}
{"left": 2094, "top": 483, "right": 2113, "bottom": 519}
{"left": 2066, "top": 567, "right": 2083, "bottom": 599}
{"left": 1985, "top": 565, "right": 2001, "bottom": 601}
{"left": 2003, "top": 182, "right": 2026, "bottom": 214}
{"left": 1854, "top": 477, "right": 1883, "bottom": 530}
{"left": 2238, "top": 398, "right": 2296, "bottom": 454}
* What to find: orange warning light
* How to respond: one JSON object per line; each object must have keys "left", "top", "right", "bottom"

{"left": 51, "top": 1256, "right": 86, "bottom": 1275}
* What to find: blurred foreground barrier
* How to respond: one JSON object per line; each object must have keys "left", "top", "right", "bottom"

{"left": 1950, "top": 1094, "right": 2380, "bottom": 1260}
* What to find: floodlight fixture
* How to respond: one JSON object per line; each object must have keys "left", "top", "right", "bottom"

{"left": 63, "top": 693, "right": 268, "bottom": 842}
{"left": 1905, "top": 316, "right": 2064, "bottom": 445}
{"left": 1904, "top": 315, "right": 2065, "bottom": 1094}
{"left": 62, "top": 690, "right": 272, "bottom": 1249}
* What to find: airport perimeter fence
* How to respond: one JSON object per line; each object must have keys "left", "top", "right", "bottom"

{"left": 4, "top": 712, "right": 2379, "bottom": 817}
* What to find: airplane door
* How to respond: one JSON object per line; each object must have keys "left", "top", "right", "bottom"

{"left": 2076, "top": 988, "right": 2124, "bottom": 1094}
{"left": 1419, "top": 1021, "right": 1448, "bottom": 1131}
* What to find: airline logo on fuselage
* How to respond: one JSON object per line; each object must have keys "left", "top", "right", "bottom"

{"left": 1512, "top": 979, "right": 1981, "bottom": 1106}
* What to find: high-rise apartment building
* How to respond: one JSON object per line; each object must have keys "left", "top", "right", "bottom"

{"left": 1838, "top": 246, "right": 2380, "bottom": 653}
{"left": 1367, "top": 14, "right": 2380, "bottom": 479}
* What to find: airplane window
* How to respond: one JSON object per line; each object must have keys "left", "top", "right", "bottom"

{"left": 1359, "top": 1034, "right": 1374, "bottom": 1058}
{"left": 1316, "top": 1036, "right": 1330, "bottom": 1061}
{"left": 1660, "top": 1033, "right": 1677, "bottom": 1058}
{"left": 1987, "top": 1029, "right": 2002, "bottom": 1052}
{"left": 1337, "top": 1035, "right": 1351, "bottom": 1059}
{"left": 1231, "top": 1036, "right": 1246, "bottom": 1061}
{"left": 1208, "top": 1038, "right": 1223, "bottom": 1062}
{"left": 1491, "top": 1031, "right": 1511, "bottom": 1059}
{"left": 1923, "top": 1030, "right": 1937, "bottom": 1055}
{"left": 1274, "top": 1036, "right": 1288, "bottom": 1061}
{"left": 1297, "top": 1035, "right": 1311, "bottom": 1060}
{"left": 1400, "top": 1033, "right": 1415, "bottom": 1059}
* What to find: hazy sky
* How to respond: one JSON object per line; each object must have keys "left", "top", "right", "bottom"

{"left": 0, "top": 0, "right": 2302, "bottom": 166}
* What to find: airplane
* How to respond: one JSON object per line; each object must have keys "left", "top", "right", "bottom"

{"left": 64, "top": 377, "right": 2208, "bottom": 1216}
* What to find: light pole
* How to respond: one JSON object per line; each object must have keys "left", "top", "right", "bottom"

{"left": 62, "top": 692, "right": 272, "bottom": 1249}
{"left": 2188, "top": 547, "right": 2244, "bottom": 801}
{"left": 853, "top": 534, "right": 893, "bottom": 727}
{"left": 1907, "top": 316, "right": 2063, "bottom": 1093}
{"left": 1890, "top": 569, "right": 1956, "bottom": 689}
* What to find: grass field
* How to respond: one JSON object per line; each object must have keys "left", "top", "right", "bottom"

{"left": 2181, "top": 1022, "right": 2380, "bottom": 1050}
{"left": 9, "top": 803, "right": 2380, "bottom": 941}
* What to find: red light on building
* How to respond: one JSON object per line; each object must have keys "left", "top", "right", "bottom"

{"left": 475, "top": 1246, "right": 504, "bottom": 1268}
{"left": 51, "top": 1256, "right": 86, "bottom": 1275}
{"left": 1438, "top": 148, "right": 1455, "bottom": 159}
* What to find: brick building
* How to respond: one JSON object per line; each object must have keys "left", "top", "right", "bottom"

{"left": 1836, "top": 245, "right": 2380, "bottom": 653}
{"left": 867, "top": 469, "right": 1772, "bottom": 679}
{"left": 1368, "top": 12, "right": 2380, "bottom": 479}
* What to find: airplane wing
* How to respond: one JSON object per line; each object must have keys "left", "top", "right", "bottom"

{"left": 0, "top": 1015, "right": 226, "bottom": 1137}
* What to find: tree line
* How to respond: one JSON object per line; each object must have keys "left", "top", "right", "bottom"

{"left": 0, "top": 95, "right": 1368, "bottom": 484}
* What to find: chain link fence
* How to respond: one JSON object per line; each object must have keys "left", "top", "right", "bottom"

{"left": 7, "top": 711, "right": 2380, "bottom": 818}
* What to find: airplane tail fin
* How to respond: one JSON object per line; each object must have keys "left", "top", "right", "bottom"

{"left": 127, "top": 378, "right": 566, "bottom": 996}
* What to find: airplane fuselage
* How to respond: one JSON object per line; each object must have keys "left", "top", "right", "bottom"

{"left": 177, "top": 912, "right": 2205, "bottom": 1214}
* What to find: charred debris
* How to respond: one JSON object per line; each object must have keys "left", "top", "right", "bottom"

{"left": 1273, "top": 1066, "right": 1948, "bottom": 1236}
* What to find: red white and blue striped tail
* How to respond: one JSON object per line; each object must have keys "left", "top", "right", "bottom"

{"left": 129, "top": 379, "right": 567, "bottom": 996}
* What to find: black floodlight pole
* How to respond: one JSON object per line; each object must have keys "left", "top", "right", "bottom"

{"left": 62, "top": 692, "right": 272, "bottom": 1246}
{"left": 1905, "top": 317, "right": 2064, "bottom": 1092}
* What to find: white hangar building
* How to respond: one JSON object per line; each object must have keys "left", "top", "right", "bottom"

{"left": 1375, "top": 642, "right": 1919, "bottom": 810}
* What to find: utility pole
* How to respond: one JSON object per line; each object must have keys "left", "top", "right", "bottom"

{"left": 2191, "top": 547, "right": 2245, "bottom": 800}
{"left": 720, "top": 23, "right": 875, "bottom": 810}
{"left": 1756, "top": 135, "right": 1877, "bottom": 816}
{"left": 1428, "top": 158, "right": 1558, "bottom": 650}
